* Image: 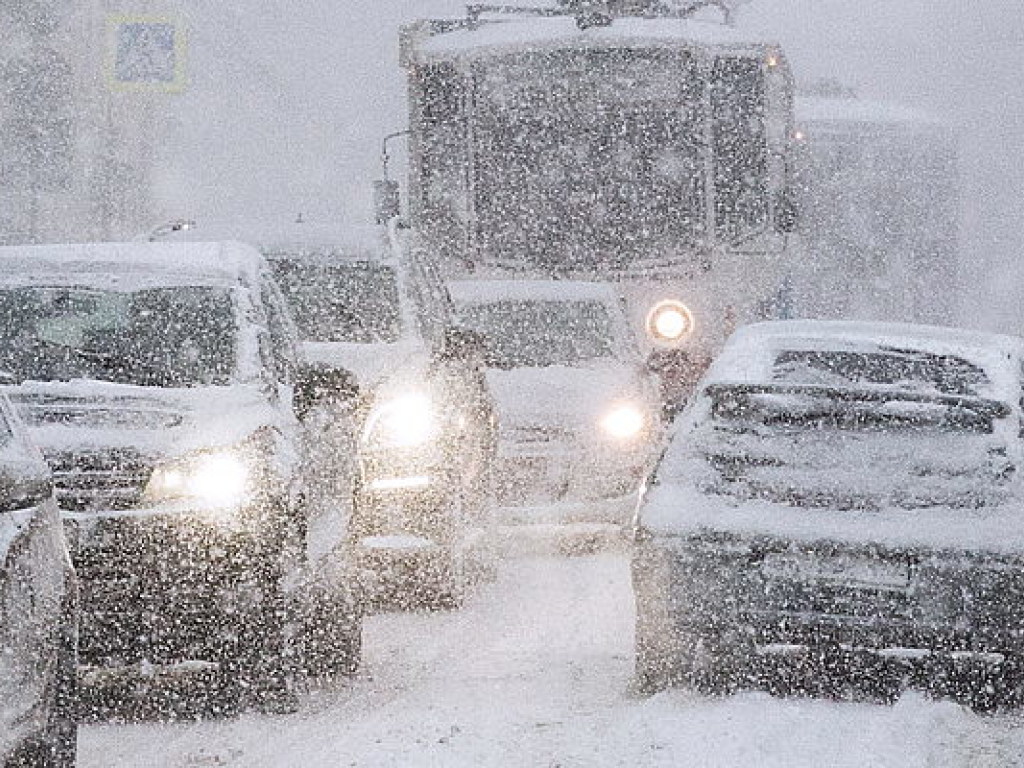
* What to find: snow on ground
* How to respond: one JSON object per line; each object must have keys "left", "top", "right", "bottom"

{"left": 80, "top": 540, "right": 1024, "bottom": 767}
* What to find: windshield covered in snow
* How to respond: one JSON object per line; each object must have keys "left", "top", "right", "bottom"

{"left": 457, "top": 299, "right": 615, "bottom": 368}
{"left": 770, "top": 347, "right": 990, "bottom": 396}
{"left": 0, "top": 286, "right": 237, "bottom": 386}
{"left": 661, "top": 344, "right": 1013, "bottom": 508}
{"left": 269, "top": 259, "right": 401, "bottom": 344}
{"left": 471, "top": 48, "right": 705, "bottom": 270}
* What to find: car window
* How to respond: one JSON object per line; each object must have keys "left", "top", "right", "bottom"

{"left": 457, "top": 299, "right": 615, "bottom": 368}
{"left": 270, "top": 258, "right": 402, "bottom": 344}
{"left": 771, "top": 347, "right": 991, "bottom": 397}
{"left": 0, "top": 285, "right": 237, "bottom": 386}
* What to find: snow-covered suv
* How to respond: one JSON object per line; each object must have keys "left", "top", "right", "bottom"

{"left": 0, "top": 391, "right": 77, "bottom": 768}
{"left": 0, "top": 240, "right": 359, "bottom": 709}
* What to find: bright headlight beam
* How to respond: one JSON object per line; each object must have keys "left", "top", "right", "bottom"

{"left": 602, "top": 404, "right": 645, "bottom": 440}
{"left": 187, "top": 452, "right": 249, "bottom": 507}
{"left": 366, "top": 391, "right": 435, "bottom": 448}
{"left": 646, "top": 300, "right": 694, "bottom": 343}
{"left": 145, "top": 450, "right": 250, "bottom": 509}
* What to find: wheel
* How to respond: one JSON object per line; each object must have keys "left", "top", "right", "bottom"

{"left": 294, "top": 589, "right": 364, "bottom": 678}
{"left": 634, "top": 607, "right": 743, "bottom": 696}
{"left": 45, "top": 613, "right": 78, "bottom": 768}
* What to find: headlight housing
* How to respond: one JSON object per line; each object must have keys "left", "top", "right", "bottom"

{"left": 143, "top": 449, "right": 252, "bottom": 509}
{"left": 362, "top": 391, "right": 437, "bottom": 449}
{"left": 601, "top": 403, "right": 646, "bottom": 441}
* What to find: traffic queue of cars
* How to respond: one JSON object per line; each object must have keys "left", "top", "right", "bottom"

{"left": 4, "top": 227, "right": 1023, "bottom": 768}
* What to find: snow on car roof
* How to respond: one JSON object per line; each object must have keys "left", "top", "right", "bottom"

{"left": 707, "top": 320, "right": 1024, "bottom": 400}
{"left": 448, "top": 278, "right": 621, "bottom": 306}
{"left": 411, "top": 16, "right": 778, "bottom": 62}
{"left": 0, "top": 241, "right": 265, "bottom": 290}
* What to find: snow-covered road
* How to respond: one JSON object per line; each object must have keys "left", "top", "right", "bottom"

{"left": 80, "top": 538, "right": 1024, "bottom": 767}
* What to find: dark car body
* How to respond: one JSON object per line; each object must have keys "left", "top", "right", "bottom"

{"left": 633, "top": 320, "right": 1024, "bottom": 708}
{"left": 0, "top": 391, "right": 78, "bottom": 767}
{"left": 0, "top": 240, "right": 361, "bottom": 708}
{"left": 264, "top": 225, "right": 498, "bottom": 606}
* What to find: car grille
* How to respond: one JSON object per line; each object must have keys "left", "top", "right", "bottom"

{"left": 502, "top": 423, "right": 575, "bottom": 446}
{"left": 46, "top": 449, "right": 153, "bottom": 512}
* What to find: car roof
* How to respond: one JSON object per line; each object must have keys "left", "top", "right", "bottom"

{"left": 411, "top": 16, "right": 780, "bottom": 63}
{"left": 0, "top": 240, "right": 267, "bottom": 291}
{"left": 447, "top": 278, "right": 621, "bottom": 305}
{"left": 230, "top": 223, "right": 393, "bottom": 264}
{"left": 709, "top": 320, "right": 1024, "bottom": 400}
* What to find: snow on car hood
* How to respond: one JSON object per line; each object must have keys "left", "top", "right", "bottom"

{"left": 485, "top": 361, "right": 652, "bottom": 434}
{"left": 4, "top": 379, "right": 283, "bottom": 457}
{"left": 301, "top": 340, "right": 427, "bottom": 392}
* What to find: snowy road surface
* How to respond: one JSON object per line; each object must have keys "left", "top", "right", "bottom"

{"left": 80, "top": 538, "right": 1024, "bottom": 767}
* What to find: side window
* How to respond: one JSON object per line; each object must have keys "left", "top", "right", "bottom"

{"left": 259, "top": 275, "right": 298, "bottom": 385}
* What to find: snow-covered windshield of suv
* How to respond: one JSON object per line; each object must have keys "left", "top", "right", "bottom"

{"left": 270, "top": 259, "right": 401, "bottom": 344}
{"left": 458, "top": 299, "right": 614, "bottom": 368}
{"left": 0, "top": 286, "right": 237, "bottom": 386}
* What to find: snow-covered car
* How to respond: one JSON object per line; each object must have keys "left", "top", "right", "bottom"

{"left": 0, "top": 392, "right": 78, "bottom": 767}
{"left": 448, "top": 279, "right": 662, "bottom": 529}
{"left": 633, "top": 320, "right": 1024, "bottom": 708}
{"left": 264, "top": 226, "right": 498, "bottom": 606}
{"left": 0, "top": 240, "right": 361, "bottom": 710}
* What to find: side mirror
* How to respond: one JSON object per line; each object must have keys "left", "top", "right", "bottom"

{"left": 774, "top": 189, "right": 799, "bottom": 234}
{"left": 438, "top": 326, "right": 486, "bottom": 363}
{"left": 294, "top": 365, "right": 359, "bottom": 420}
{"left": 373, "top": 179, "right": 401, "bottom": 224}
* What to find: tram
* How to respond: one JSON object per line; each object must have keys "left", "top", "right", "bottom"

{"left": 382, "top": 0, "right": 800, "bottom": 400}
{"left": 790, "top": 82, "right": 960, "bottom": 324}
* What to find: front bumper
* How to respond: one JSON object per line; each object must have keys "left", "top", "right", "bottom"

{"left": 66, "top": 509, "right": 282, "bottom": 668}
{"left": 633, "top": 533, "right": 1024, "bottom": 674}
{"left": 494, "top": 439, "right": 648, "bottom": 512}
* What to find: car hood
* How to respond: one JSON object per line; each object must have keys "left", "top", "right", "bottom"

{"left": 4, "top": 379, "right": 283, "bottom": 458}
{"left": 485, "top": 361, "right": 654, "bottom": 433}
{"left": 301, "top": 340, "right": 428, "bottom": 392}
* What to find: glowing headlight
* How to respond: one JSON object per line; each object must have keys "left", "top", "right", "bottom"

{"left": 646, "top": 300, "right": 694, "bottom": 344}
{"left": 601, "top": 404, "right": 646, "bottom": 440}
{"left": 144, "top": 451, "right": 250, "bottom": 508}
{"left": 363, "top": 391, "right": 436, "bottom": 448}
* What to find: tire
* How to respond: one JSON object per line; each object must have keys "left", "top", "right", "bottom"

{"left": 295, "top": 590, "right": 364, "bottom": 679}
{"left": 634, "top": 610, "right": 742, "bottom": 696}
{"left": 44, "top": 615, "right": 78, "bottom": 768}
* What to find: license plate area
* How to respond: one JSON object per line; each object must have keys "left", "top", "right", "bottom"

{"left": 762, "top": 552, "right": 911, "bottom": 591}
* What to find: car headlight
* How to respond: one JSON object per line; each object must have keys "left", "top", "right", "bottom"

{"left": 646, "top": 300, "right": 694, "bottom": 344}
{"left": 362, "top": 391, "right": 436, "bottom": 449}
{"left": 601, "top": 403, "right": 646, "bottom": 441}
{"left": 143, "top": 450, "right": 251, "bottom": 509}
